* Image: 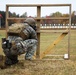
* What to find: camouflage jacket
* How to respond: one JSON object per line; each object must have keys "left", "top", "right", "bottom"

{"left": 3, "top": 23, "right": 38, "bottom": 55}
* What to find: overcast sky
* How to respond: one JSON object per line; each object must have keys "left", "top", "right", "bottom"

{"left": 0, "top": 0, "right": 76, "bottom": 16}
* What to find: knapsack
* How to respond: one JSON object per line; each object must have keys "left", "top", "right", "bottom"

{"left": 7, "top": 23, "right": 29, "bottom": 40}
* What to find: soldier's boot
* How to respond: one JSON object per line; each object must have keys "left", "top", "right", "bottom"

{"left": 25, "top": 49, "right": 35, "bottom": 60}
{"left": 5, "top": 55, "right": 18, "bottom": 66}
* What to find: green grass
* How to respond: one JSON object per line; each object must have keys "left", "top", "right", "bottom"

{"left": 0, "top": 30, "right": 6, "bottom": 55}
{"left": 40, "top": 30, "right": 76, "bottom": 55}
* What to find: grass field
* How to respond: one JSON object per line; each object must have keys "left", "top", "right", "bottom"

{"left": 0, "top": 30, "right": 6, "bottom": 55}
{"left": 0, "top": 30, "right": 76, "bottom": 75}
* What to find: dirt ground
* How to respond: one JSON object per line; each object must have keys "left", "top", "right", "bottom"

{"left": 0, "top": 56, "right": 76, "bottom": 75}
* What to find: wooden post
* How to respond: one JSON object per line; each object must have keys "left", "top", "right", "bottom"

{"left": 36, "top": 6, "right": 41, "bottom": 59}
{"left": 6, "top": 5, "right": 9, "bottom": 37}
{"left": 68, "top": 4, "right": 71, "bottom": 59}
{"left": 0, "top": 18, "right": 1, "bottom": 28}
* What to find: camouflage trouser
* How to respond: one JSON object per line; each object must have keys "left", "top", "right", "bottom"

{"left": 3, "top": 36, "right": 38, "bottom": 60}
{"left": 14, "top": 39, "right": 38, "bottom": 59}
{"left": 24, "top": 39, "right": 37, "bottom": 60}
{"left": 3, "top": 38, "right": 37, "bottom": 65}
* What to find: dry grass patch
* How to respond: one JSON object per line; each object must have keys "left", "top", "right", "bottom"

{"left": 0, "top": 59, "right": 76, "bottom": 75}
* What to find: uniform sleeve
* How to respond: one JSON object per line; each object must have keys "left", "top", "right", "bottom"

{"left": 23, "top": 26, "right": 37, "bottom": 40}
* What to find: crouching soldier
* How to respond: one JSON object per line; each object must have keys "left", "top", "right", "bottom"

{"left": 2, "top": 18, "right": 38, "bottom": 66}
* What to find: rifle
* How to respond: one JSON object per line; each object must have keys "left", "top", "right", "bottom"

{"left": 0, "top": 38, "right": 12, "bottom": 69}
{"left": 2, "top": 38, "right": 12, "bottom": 49}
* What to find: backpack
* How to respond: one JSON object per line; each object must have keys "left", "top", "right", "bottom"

{"left": 7, "top": 23, "right": 29, "bottom": 40}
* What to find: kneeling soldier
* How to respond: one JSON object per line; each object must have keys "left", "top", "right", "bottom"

{"left": 2, "top": 18, "right": 38, "bottom": 66}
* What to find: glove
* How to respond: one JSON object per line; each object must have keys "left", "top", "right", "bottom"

{"left": 15, "top": 40, "right": 27, "bottom": 55}
{"left": 11, "top": 41, "right": 17, "bottom": 50}
{"left": 11, "top": 37, "right": 26, "bottom": 55}
{"left": 10, "top": 41, "right": 22, "bottom": 55}
{"left": 11, "top": 37, "right": 23, "bottom": 50}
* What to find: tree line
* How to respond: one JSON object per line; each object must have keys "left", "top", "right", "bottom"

{"left": 0, "top": 10, "right": 76, "bottom": 28}
{"left": 42, "top": 11, "right": 76, "bottom": 25}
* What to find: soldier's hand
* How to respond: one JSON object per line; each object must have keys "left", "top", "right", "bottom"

{"left": 11, "top": 41, "right": 17, "bottom": 50}
{"left": 11, "top": 41, "right": 22, "bottom": 50}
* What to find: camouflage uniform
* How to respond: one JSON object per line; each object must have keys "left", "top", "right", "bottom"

{"left": 2, "top": 18, "right": 38, "bottom": 65}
